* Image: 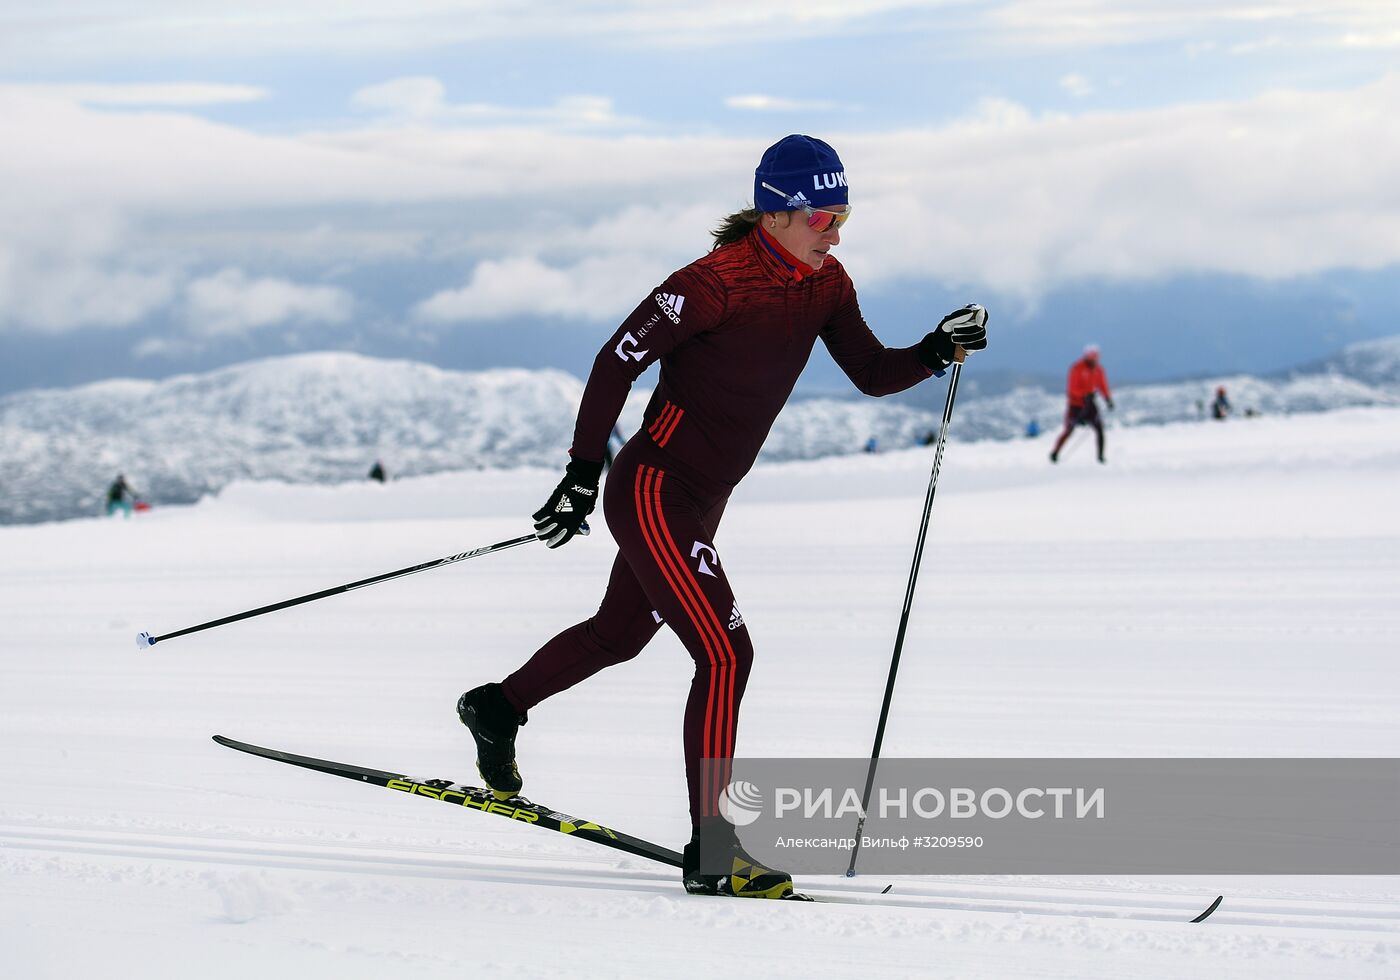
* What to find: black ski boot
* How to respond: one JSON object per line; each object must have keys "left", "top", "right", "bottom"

{"left": 682, "top": 825, "right": 793, "bottom": 900}
{"left": 456, "top": 683, "right": 527, "bottom": 799}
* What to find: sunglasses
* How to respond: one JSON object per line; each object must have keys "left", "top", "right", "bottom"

{"left": 760, "top": 181, "right": 852, "bottom": 233}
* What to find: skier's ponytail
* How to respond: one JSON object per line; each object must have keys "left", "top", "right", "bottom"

{"left": 710, "top": 209, "right": 760, "bottom": 249}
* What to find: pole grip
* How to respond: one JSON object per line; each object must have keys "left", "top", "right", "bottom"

{"left": 953, "top": 344, "right": 967, "bottom": 364}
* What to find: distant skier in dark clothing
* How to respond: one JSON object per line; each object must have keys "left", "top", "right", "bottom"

{"left": 455, "top": 135, "right": 989, "bottom": 900}
{"left": 368, "top": 461, "right": 386, "bottom": 482}
{"left": 105, "top": 474, "right": 137, "bottom": 518}
{"left": 1211, "top": 386, "right": 1231, "bottom": 420}
{"left": 1050, "top": 344, "right": 1113, "bottom": 463}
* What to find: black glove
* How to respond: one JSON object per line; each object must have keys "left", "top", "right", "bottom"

{"left": 532, "top": 458, "right": 604, "bottom": 549}
{"left": 1105, "top": 397, "right": 1115, "bottom": 411}
{"left": 918, "top": 304, "right": 989, "bottom": 371}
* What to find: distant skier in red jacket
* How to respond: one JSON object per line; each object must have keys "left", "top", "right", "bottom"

{"left": 454, "top": 134, "right": 989, "bottom": 900}
{"left": 1050, "top": 344, "right": 1113, "bottom": 463}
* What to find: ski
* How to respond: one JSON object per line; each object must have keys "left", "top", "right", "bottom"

{"left": 213, "top": 734, "right": 682, "bottom": 868}
{"left": 215, "top": 735, "right": 813, "bottom": 901}
{"left": 213, "top": 736, "right": 1216, "bottom": 916}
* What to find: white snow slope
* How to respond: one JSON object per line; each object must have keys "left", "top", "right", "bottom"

{"left": 2, "top": 406, "right": 1398, "bottom": 979}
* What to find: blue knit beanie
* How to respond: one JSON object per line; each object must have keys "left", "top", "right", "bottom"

{"left": 753, "top": 135, "right": 848, "bottom": 212}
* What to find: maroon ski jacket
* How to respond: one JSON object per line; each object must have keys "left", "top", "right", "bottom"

{"left": 570, "top": 227, "right": 933, "bottom": 487}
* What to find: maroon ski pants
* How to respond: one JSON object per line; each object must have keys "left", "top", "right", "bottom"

{"left": 1052, "top": 399, "right": 1105, "bottom": 459}
{"left": 502, "top": 439, "right": 752, "bottom": 829}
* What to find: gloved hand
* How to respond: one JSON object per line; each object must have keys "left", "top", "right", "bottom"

{"left": 533, "top": 458, "right": 604, "bottom": 548}
{"left": 919, "top": 304, "right": 989, "bottom": 370}
{"left": 1105, "top": 397, "right": 1115, "bottom": 411}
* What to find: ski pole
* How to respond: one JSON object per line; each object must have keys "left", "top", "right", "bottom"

{"left": 135, "top": 523, "right": 587, "bottom": 650}
{"left": 846, "top": 350, "right": 965, "bottom": 876}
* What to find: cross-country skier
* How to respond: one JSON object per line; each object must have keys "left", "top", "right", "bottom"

{"left": 1049, "top": 343, "right": 1113, "bottom": 463}
{"left": 105, "top": 473, "right": 137, "bottom": 517}
{"left": 1211, "top": 385, "right": 1231, "bottom": 420}
{"left": 456, "top": 135, "right": 989, "bottom": 899}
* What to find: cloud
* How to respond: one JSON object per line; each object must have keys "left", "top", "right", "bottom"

{"left": 412, "top": 73, "right": 1400, "bottom": 312}
{"left": 0, "top": 1, "right": 946, "bottom": 69}
{"left": 1058, "top": 73, "right": 1094, "bottom": 97}
{"left": 989, "top": 1, "right": 1400, "bottom": 50}
{"left": 350, "top": 76, "right": 447, "bottom": 118}
{"left": 1339, "top": 30, "right": 1400, "bottom": 49}
{"left": 4, "top": 73, "right": 1400, "bottom": 334}
{"left": 1228, "top": 37, "right": 1284, "bottom": 55}
{"left": 184, "top": 269, "right": 354, "bottom": 336}
{"left": 724, "top": 94, "right": 844, "bottom": 112}
{"left": 2, "top": 2, "right": 1394, "bottom": 80}
{"left": 414, "top": 253, "right": 667, "bottom": 323}
{"left": 350, "top": 77, "right": 637, "bottom": 128}
{"left": 0, "top": 257, "right": 176, "bottom": 332}
{"left": 172, "top": 223, "right": 426, "bottom": 268}
{"left": 412, "top": 203, "right": 725, "bottom": 324}
{"left": 0, "top": 82, "right": 268, "bottom": 106}
{"left": 838, "top": 73, "right": 1400, "bottom": 295}
{"left": 0, "top": 88, "right": 472, "bottom": 215}
{"left": 0, "top": 210, "right": 177, "bottom": 333}
{"left": 0, "top": 86, "right": 455, "bottom": 336}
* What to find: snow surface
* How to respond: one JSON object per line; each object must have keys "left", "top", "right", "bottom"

{"left": 3, "top": 406, "right": 1399, "bottom": 978}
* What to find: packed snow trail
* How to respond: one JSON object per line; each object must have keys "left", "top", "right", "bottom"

{"left": 3, "top": 408, "right": 1399, "bottom": 978}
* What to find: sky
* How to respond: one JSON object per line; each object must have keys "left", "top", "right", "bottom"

{"left": 2, "top": 1, "right": 1399, "bottom": 396}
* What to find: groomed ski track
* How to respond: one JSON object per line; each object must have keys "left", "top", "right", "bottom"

{"left": 6, "top": 822, "right": 1396, "bottom": 931}
{"left": 4, "top": 408, "right": 1400, "bottom": 978}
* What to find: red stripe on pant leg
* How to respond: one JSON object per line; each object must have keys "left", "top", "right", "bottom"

{"left": 633, "top": 465, "right": 722, "bottom": 809}
{"left": 654, "top": 509, "right": 736, "bottom": 762}
{"left": 647, "top": 470, "right": 735, "bottom": 767}
{"left": 640, "top": 467, "right": 735, "bottom": 810}
{"left": 648, "top": 402, "right": 675, "bottom": 440}
{"left": 641, "top": 467, "right": 731, "bottom": 805}
{"left": 640, "top": 468, "right": 729, "bottom": 817}
{"left": 634, "top": 467, "right": 716, "bottom": 676}
{"left": 649, "top": 476, "right": 738, "bottom": 773}
{"left": 641, "top": 467, "right": 733, "bottom": 806}
{"left": 656, "top": 406, "right": 684, "bottom": 447}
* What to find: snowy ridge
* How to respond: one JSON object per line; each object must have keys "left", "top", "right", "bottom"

{"left": 3, "top": 337, "right": 1398, "bottom": 525}
{"left": 1303, "top": 333, "right": 1400, "bottom": 388}
{"left": 0, "top": 353, "right": 583, "bottom": 525}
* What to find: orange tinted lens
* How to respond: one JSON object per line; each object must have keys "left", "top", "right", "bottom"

{"left": 807, "top": 208, "right": 850, "bottom": 232}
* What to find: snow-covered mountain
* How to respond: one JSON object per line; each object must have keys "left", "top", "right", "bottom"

{"left": 0, "top": 354, "right": 584, "bottom": 525}
{"left": 3, "top": 337, "right": 1398, "bottom": 525}
{"left": 1298, "top": 332, "right": 1400, "bottom": 388}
